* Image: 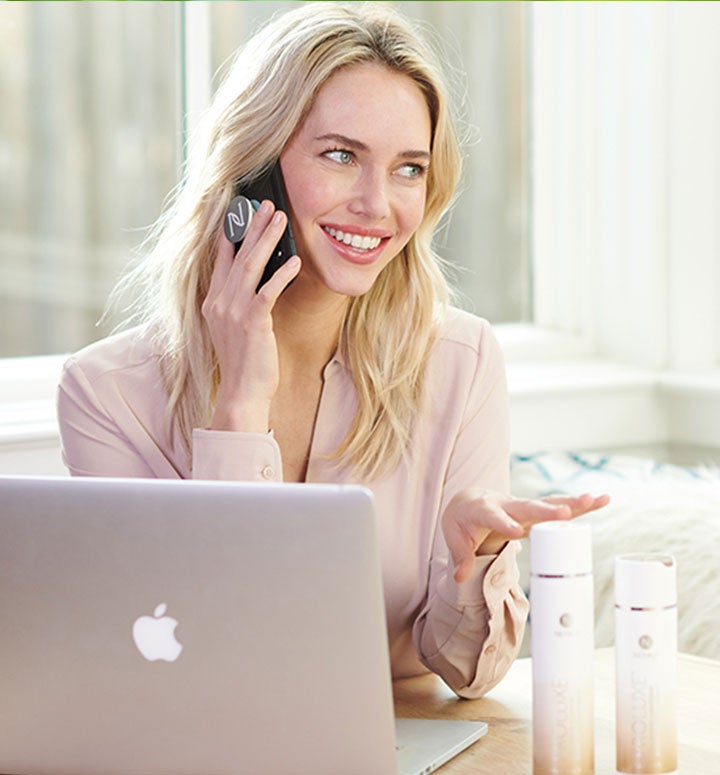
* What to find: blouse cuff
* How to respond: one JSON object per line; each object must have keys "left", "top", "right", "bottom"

{"left": 436, "top": 540, "right": 522, "bottom": 609}
{"left": 192, "top": 428, "right": 283, "bottom": 482}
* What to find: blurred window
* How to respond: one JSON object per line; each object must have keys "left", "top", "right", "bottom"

{"left": 0, "top": 1, "right": 529, "bottom": 358}
{"left": 0, "top": 2, "right": 180, "bottom": 357}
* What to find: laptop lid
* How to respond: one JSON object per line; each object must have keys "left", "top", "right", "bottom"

{"left": 0, "top": 476, "right": 398, "bottom": 775}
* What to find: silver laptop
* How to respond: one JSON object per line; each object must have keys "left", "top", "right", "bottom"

{"left": 0, "top": 476, "right": 486, "bottom": 775}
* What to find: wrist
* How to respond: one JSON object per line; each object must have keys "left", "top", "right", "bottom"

{"left": 210, "top": 400, "right": 271, "bottom": 434}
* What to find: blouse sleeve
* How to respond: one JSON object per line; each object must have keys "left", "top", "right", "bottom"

{"left": 57, "top": 355, "right": 168, "bottom": 478}
{"left": 57, "top": 352, "right": 283, "bottom": 482}
{"left": 192, "top": 429, "right": 283, "bottom": 482}
{"left": 412, "top": 321, "right": 529, "bottom": 698}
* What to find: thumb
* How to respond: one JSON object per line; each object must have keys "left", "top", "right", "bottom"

{"left": 452, "top": 554, "right": 476, "bottom": 584}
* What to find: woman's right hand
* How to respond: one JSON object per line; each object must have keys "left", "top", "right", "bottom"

{"left": 201, "top": 200, "right": 301, "bottom": 433}
{"left": 442, "top": 489, "right": 610, "bottom": 583}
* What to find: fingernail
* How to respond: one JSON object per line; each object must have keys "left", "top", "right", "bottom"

{"left": 258, "top": 200, "right": 273, "bottom": 216}
{"left": 272, "top": 211, "right": 284, "bottom": 225}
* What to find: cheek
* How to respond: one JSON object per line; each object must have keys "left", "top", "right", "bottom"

{"left": 281, "top": 152, "right": 338, "bottom": 217}
{"left": 294, "top": 180, "right": 335, "bottom": 220}
{"left": 285, "top": 173, "right": 340, "bottom": 232}
{"left": 399, "top": 190, "right": 427, "bottom": 238}
{"left": 279, "top": 154, "right": 316, "bottom": 224}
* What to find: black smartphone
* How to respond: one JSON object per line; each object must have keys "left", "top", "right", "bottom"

{"left": 223, "top": 161, "right": 297, "bottom": 291}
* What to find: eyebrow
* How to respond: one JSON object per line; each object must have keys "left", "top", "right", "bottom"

{"left": 314, "top": 133, "right": 431, "bottom": 162}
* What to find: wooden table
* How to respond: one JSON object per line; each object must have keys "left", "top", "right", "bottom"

{"left": 393, "top": 649, "right": 719, "bottom": 774}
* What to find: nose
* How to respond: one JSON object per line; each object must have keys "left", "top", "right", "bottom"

{"left": 347, "top": 167, "right": 391, "bottom": 221}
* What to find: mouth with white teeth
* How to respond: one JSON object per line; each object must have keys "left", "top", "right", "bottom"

{"left": 323, "top": 226, "right": 384, "bottom": 253}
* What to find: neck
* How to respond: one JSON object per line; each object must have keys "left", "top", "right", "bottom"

{"left": 272, "top": 282, "right": 349, "bottom": 374}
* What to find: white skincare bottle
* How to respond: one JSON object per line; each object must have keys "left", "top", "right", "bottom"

{"left": 615, "top": 554, "right": 677, "bottom": 775}
{"left": 530, "top": 521, "right": 595, "bottom": 775}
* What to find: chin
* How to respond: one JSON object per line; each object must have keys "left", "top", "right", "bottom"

{"left": 323, "top": 271, "right": 382, "bottom": 298}
{"left": 298, "top": 258, "right": 384, "bottom": 298}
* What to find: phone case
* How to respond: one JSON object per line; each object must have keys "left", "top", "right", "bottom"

{"left": 223, "top": 162, "right": 297, "bottom": 291}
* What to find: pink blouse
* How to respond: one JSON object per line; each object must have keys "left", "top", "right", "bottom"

{"left": 57, "top": 306, "right": 528, "bottom": 698}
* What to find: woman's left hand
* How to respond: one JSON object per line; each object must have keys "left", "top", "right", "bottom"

{"left": 441, "top": 489, "right": 611, "bottom": 583}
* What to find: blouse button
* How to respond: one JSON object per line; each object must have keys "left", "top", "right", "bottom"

{"left": 261, "top": 465, "right": 276, "bottom": 481}
{"left": 484, "top": 644, "right": 497, "bottom": 655}
{"left": 490, "top": 571, "right": 505, "bottom": 587}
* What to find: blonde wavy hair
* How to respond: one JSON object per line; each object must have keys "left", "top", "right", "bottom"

{"left": 119, "top": 2, "right": 463, "bottom": 480}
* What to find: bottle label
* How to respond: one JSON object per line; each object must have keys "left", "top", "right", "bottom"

{"left": 531, "top": 574, "right": 594, "bottom": 775}
{"left": 615, "top": 608, "right": 677, "bottom": 773}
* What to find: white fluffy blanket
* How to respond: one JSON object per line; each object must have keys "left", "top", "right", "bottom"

{"left": 510, "top": 451, "right": 720, "bottom": 659}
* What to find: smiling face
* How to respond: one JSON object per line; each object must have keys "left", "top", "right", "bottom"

{"left": 279, "top": 62, "right": 432, "bottom": 298}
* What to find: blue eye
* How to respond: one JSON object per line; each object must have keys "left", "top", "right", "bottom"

{"left": 397, "top": 163, "right": 427, "bottom": 180}
{"left": 325, "top": 149, "right": 354, "bottom": 165}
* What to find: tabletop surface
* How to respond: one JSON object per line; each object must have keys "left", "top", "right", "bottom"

{"left": 392, "top": 648, "right": 719, "bottom": 774}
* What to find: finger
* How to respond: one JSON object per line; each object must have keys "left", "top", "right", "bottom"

{"left": 542, "top": 492, "right": 611, "bottom": 517}
{"left": 445, "top": 503, "right": 523, "bottom": 582}
{"left": 449, "top": 532, "right": 479, "bottom": 584}
{"left": 452, "top": 514, "right": 523, "bottom": 584}
{"left": 443, "top": 519, "right": 481, "bottom": 582}
{"left": 578, "top": 492, "right": 611, "bottom": 513}
{"left": 454, "top": 556, "right": 477, "bottom": 584}
{"left": 235, "top": 210, "right": 291, "bottom": 292}
{"left": 213, "top": 204, "right": 284, "bottom": 303}
{"left": 504, "top": 497, "right": 573, "bottom": 525}
{"left": 206, "top": 234, "right": 238, "bottom": 302}
{"left": 255, "top": 255, "right": 302, "bottom": 307}
{"left": 234, "top": 199, "right": 276, "bottom": 257}
{"left": 217, "top": 199, "right": 276, "bottom": 293}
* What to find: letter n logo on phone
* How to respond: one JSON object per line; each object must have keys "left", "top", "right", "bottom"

{"left": 224, "top": 195, "right": 255, "bottom": 243}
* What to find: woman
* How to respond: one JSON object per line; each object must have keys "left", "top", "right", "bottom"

{"left": 58, "top": 3, "right": 607, "bottom": 697}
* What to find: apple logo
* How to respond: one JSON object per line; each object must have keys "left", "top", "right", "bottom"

{"left": 132, "top": 603, "right": 183, "bottom": 662}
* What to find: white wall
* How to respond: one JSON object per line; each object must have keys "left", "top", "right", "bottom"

{"left": 0, "top": 355, "right": 65, "bottom": 474}
{"left": 533, "top": 2, "right": 719, "bottom": 370}
{"left": 517, "top": 1, "right": 720, "bottom": 458}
